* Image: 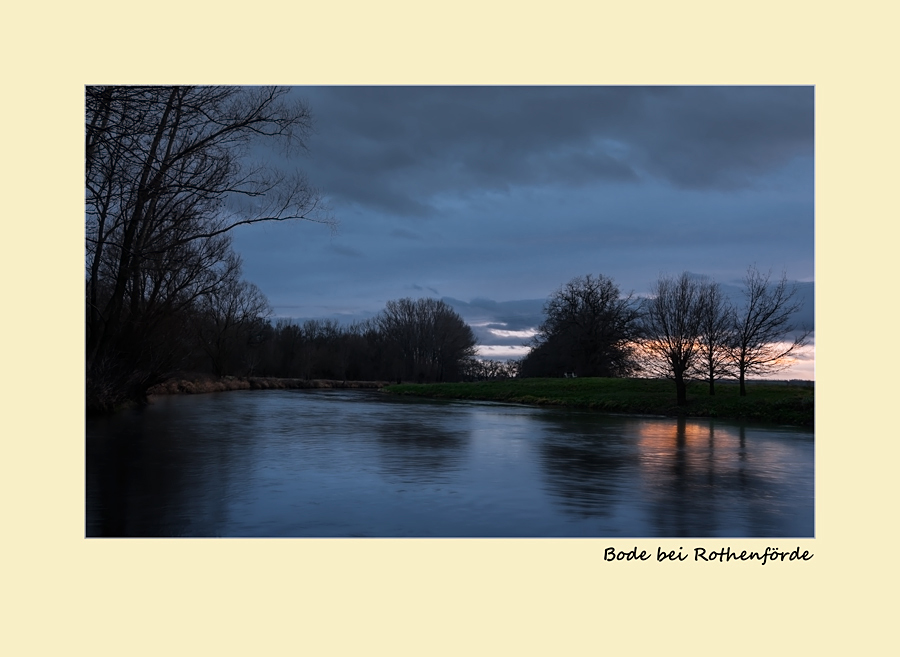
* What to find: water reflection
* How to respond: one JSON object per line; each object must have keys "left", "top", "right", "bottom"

{"left": 86, "top": 391, "right": 813, "bottom": 537}
{"left": 635, "top": 417, "right": 724, "bottom": 536}
{"left": 534, "top": 414, "right": 633, "bottom": 518}
{"left": 634, "top": 418, "right": 814, "bottom": 537}
{"left": 86, "top": 394, "right": 258, "bottom": 536}
{"left": 373, "top": 415, "right": 470, "bottom": 483}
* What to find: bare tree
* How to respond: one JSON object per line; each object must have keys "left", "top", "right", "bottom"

{"left": 462, "top": 358, "right": 521, "bottom": 381}
{"left": 196, "top": 274, "right": 271, "bottom": 376}
{"left": 376, "top": 298, "right": 477, "bottom": 383}
{"left": 272, "top": 319, "right": 304, "bottom": 377}
{"left": 694, "top": 279, "right": 736, "bottom": 396}
{"left": 85, "top": 86, "right": 331, "bottom": 410}
{"left": 640, "top": 273, "right": 705, "bottom": 406}
{"left": 730, "top": 266, "right": 811, "bottom": 396}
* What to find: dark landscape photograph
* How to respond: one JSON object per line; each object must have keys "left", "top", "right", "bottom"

{"left": 85, "top": 85, "right": 814, "bottom": 538}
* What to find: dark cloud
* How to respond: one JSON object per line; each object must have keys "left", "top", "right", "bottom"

{"left": 443, "top": 297, "right": 546, "bottom": 334}
{"left": 293, "top": 86, "right": 813, "bottom": 217}
{"left": 631, "top": 87, "right": 814, "bottom": 189}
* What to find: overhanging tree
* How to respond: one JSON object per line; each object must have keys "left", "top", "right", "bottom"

{"left": 86, "top": 86, "right": 330, "bottom": 411}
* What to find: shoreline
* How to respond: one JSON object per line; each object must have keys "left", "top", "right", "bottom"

{"left": 147, "top": 376, "right": 390, "bottom": 396}
{"left": 141, "top": 375, "right": 812, "bottom": 427}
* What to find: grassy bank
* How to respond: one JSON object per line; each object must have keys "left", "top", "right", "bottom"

{"left": 384, "top": 378, "right": 814, "bottom": 426}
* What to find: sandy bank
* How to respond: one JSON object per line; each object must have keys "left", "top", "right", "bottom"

{"left": 147, "top": 376, "right": 390, "bottom": 396}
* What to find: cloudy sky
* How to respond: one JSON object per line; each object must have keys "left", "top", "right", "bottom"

{"left": 230, "top": 86, "right": 814, "bottom": 376}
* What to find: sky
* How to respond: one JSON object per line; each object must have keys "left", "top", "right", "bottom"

{"left": 230, "top": 86, "right": 814, "bottom": 378}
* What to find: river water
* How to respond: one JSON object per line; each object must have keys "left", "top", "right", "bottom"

{"left": 86, "top": 389, "right": 814, "bottom": 538}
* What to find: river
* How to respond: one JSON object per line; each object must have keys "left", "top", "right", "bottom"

{"left": 86, "top": 389, "right": 814, "bottom": 537}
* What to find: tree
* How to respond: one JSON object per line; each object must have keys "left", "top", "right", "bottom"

{"left": 85, "top": 86, "right": 330, "bottom": 411}
{"left": 375, "top": 298, "right": 477, "bottom": 383}
{"left": 521, "top": 274, "right": 640, "bottom": 378}
{"left": 694, "top": 279, "right": 736, "bottom": 396}
{"left": 640, "top": 272, "right": 706, "bottom": 406}
{"left": 271, "top": 318, "right": 305, "bottom": 377}
{"left": 195, "top": 274, "right": 271, "bottom": 377}
{"left": 461, "top": 358, "right": 521, "bottom": 381}
{"left": 730, "top": 266, "right": 810, "bottom": 396}
{"left": 304, "top": 319, "right": 348, "bottom": 380}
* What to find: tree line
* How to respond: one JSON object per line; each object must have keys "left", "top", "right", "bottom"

{"left": 194, "top": 293, "right": 517, "bottom": 385}
{"left": 180, "top": 264, "right": 808, "bottom": 410}
{"left": 520, "top": 268, "right": 810, "bottom": 403}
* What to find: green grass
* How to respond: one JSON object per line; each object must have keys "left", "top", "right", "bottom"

{"left": 384, "top": 378, "right": 814, "bottom": 427}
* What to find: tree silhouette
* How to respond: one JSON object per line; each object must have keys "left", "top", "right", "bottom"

{"left": 640, "top": 272, "right": 705, "bottom": 406}
{"left": 85, "top": 86, "right": 330, "bottom": 411}
{"left": 694, "top": 279, "right": 736, "bottom": 395}
{"left": 730, "top": 266, "right": 810, "bottom": 396}
{"left": 522, "top": 274, "right": 639, "bottom": 378}
{"left": 375, "top": 298, "right": 477, "bottom": 383}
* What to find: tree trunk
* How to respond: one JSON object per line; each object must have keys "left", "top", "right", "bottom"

{"left": 675, "top": 376, "right": 688, "bottom": 406}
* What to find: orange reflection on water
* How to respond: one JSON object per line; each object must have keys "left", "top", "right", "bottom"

{"left": 633, "top": 417, "right": 803, "bottom": 491}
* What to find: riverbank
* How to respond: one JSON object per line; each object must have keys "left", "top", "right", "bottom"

{"left": 384, "top": 378, "right": 814, "bottom": 426}
{"left": 147, "top": 375, "right": 390, "bottom": 396}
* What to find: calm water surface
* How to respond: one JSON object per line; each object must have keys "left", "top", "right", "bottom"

{"left": 86, "top": 389, "right": 814, "bottom": 537}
